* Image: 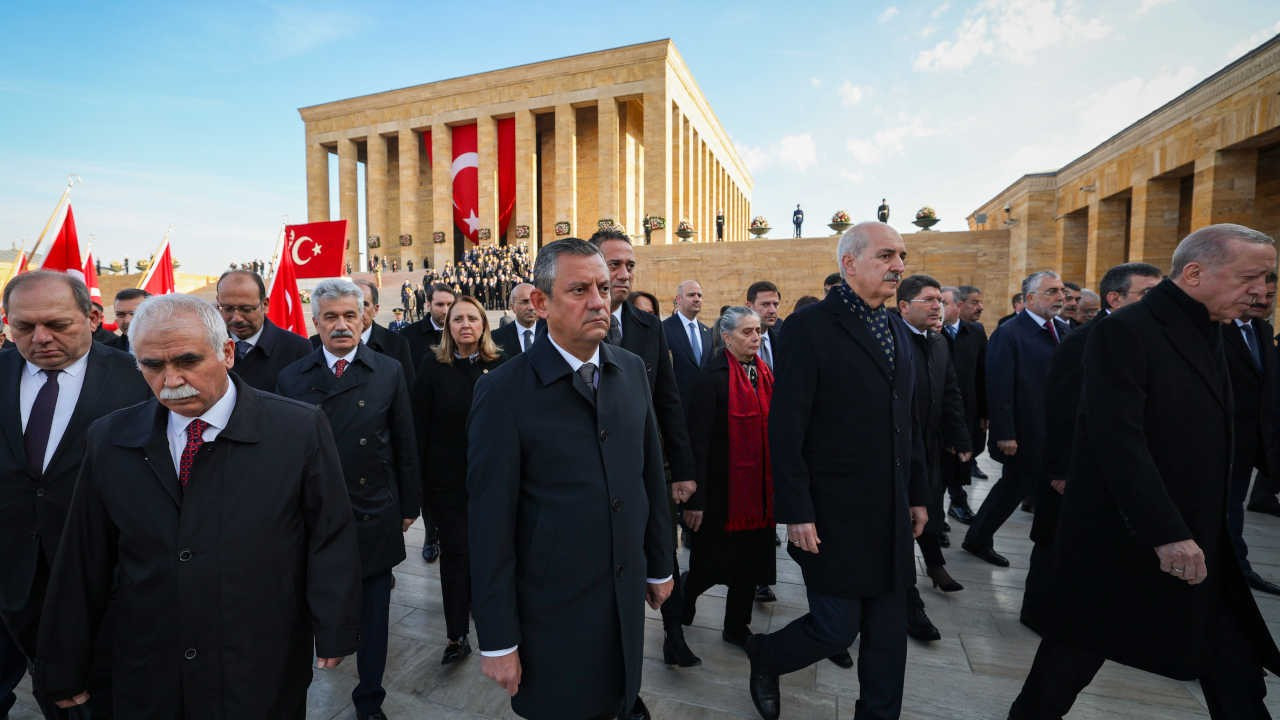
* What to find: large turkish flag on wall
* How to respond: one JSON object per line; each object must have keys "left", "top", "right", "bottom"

{"left": 497, "top": 118, "right": 515, "bottom": 235}
{"left": 284, "top": 220, "right": 347, "bottom": 278}
{"left": 451, "top": 124, "right": 479, "bottom": 243}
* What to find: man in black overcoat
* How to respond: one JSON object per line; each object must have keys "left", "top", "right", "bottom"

{"left": 215, "top": 270, "right": 312, "bottom": 391}
{"left": 662, "top": 280, "right": 712, "bottom": 410}
{"left": 941, "top": 285, "right": 988, "bottom": 521}
{"left": 0, "top": 272, "right": 151, "bottom": 719}
{"left": 962, "top": 271, "right": 1068, "bottom": 567}
{"left": 1022, "top": 262, "right": 1162, "bottom": 630}
{"left": 277, "top": 279, "right": 420, "bottom": 720}
{"left": 745, "top": 222, "right": 929, "bottom": 720}
{"left": 37, "top": 294, "right": 362, "bottom": 719}
{"left": 467, "top": 239, "right": 673, "bottom": 720}
{"left": 1009, "top": 224, "right": 1280, "bottom": 718}
{"left": 400, "top": 283, "right": 454, "bottom": 367}
{"left": 491, "top": 283, "right": 538, "bottom": 358}
{"left": 309, "top": 279, "right": 416, "bottom": 388}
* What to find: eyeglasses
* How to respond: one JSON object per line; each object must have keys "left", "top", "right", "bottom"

{"left": 217, "top": 303, "right": 262, "bottom": 316}
{"left": 908, "top": 297, "right": 942, "bottom": 306}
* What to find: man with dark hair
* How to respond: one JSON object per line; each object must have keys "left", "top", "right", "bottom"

{"left": 400, "top": 283, "right": 455, "bottom": 368}
{"left": 747, "top": 281, "right": 781, "bottom": 371}
{"left": 88, "top": 301, "right": 115, "bottom": 345}
{"left": 105, "top": 287, "right": 151, "bottom": 352}
{"left": 997, "top": 292, "right": 1025, "bottom": 327}
{"left": 823, "top": 273, "right": 842, "bottom": 294}
{"left": 216, "top": 270, "right": 312, "bottom": 392}
{"left": 1060, "top": 282, "right": 1083, "bottom": 328}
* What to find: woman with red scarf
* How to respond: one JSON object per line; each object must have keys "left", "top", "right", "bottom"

{"left": 680, "top": 306, "right": 776, "bottom": 649}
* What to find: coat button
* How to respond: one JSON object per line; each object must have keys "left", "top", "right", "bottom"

{"left": 359, "top": 438, "right": 368, "bottom": 446}
{"left": 892, "top": 392, "right": 899, "bottom": 400}
{"left": 599, "top": 429, "right": 608, "bottom": 442}
{"left": 611, "top": 498, "right": 623, "bottom": 511}
{"left": 895, "top": 460, "right": 902, "bottom": 468}
{"left": 357, "top": 400, "right": 366, "bottom": 408}
{"left": 178, "top": 549, "right": 192, "bottom": 562}
{"left": 894, "top": 426, "right": 901, "bottom": 434}
{"left": 184, "top": 648, "right": 198, "bottom": 660}
{"left": 363, "top": 514, "right": 372, "bottom": 521}
{"left": 615, "top": 564, "right": 624, "bottom": 577}
{"left": 359, "top": 477, "right": 367, "bottom": 485}
{"left": 35, "top": 488, "right": 45, "bottom": 497}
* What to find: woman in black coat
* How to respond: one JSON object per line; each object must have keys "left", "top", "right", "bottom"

{"left": 681, "top": 306, "right": 777, "bottom": 648}
{"left": 412, "top": 295, "right": 505, "bottom": 664}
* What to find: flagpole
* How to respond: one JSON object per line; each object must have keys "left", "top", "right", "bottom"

{"left": 137, "top": 225, "right": 174, "bottom": 290}
{"left": 266, "top": 219, "right": 287, "bottom": 295}
{"left": 3, "top": 175, "right": 79, "bottom": 288}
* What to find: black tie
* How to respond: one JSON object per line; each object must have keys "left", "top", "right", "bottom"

{"left": 1241, "top": 323, "right": 1263, "bottom": 371}
{"left": 24, "top": 369, "right": 62, "bottom": 475}
{"left": 944, "top": 324, "right": 957, "bottom": 341}
{"left": 577, "top": 362, "right": 598, "bottom": 397}
{"left": 606, "top": 316, "right": 622, "bottom": 345}
{"left": 522, "top": 329, "right": 533, "bottom": 352}
{"left": 235, "top": 340, "right": 251, "bottom": 360}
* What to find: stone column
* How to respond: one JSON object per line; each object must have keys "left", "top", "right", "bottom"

{"left": 643, "top": 88, "right": 671, "bottom": 244}
{"left": 398, "top": 128, "right": 420, "bottom": 260}
{"left": 1129, "top": 176, "right": 1180, "bottom": 267}
{"left": 1083, "top": 195, "right": 1126, "bottom": 288}
{"left": 669, "top": 108, "right": 683, "bottom": 234}
{"left": 338, "top": 137, "right": 359, "bottom": 272}
{"left": 367, "top": 133, "right": 388, "bottom": 263}
{"left": 431, "top": 123, "right": 453, "bottom": 269}
{"left": 1191, "top": 148, "right": 1258, "bottom": 229}
{"left": 596, "top": 97, "right": 620, "bottom": 232}
{"left": 514, "top": 109, "right": 537, "bottom": 256}
{"left": 477, "top": 113, "right": 498, "bottom": 246}
{"left": 554, "top": 104, "right": 578, "bottom": 239}
{"left": 306, "top": 140, "right": 330, "bottom": 223}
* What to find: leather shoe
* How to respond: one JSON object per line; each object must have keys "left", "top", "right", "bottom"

{"left": 722, "top": 628, "right": 749, "bottom": 650}
{"left": 745, "top": 635, "right": 780, "bottom": 720}
{"left": 1246, "top": 570, "right": 1280, "bottom": 596}
{"left": 827, "top": 650, "right": 854, "bottom": 668}
{"left": 357, "top": 711, "right": 388, "bottom": 720}
{"left": 938, "top": 532, "right": 951, "bottom": 548}
{"left": 755, "top": 585, "right": 777, "bottom": 603}
{"left": 626, "top": 695, "right": 651, "bottom": 720}
{"left": 926, "top": 565, "right": 964, "bottom": 592}
{"left": 948, "top": 504, "right": 976, "bottom": 524}
{"left": 971, "top": 466, "right": 989, "bottom": 480}
{"left": 1248, "top": 496, "right": 1280, "bottom": 518}
{"left": 441, "top": 636, "right": 471, "bottom": 665}
{"left": 774, "top": 531, "right": 782, "bottom": 547}
{"left": 663, "top": 632, "right": 702, "bottom": 667}
{"left": 962, "top": 541, "right": 1010, "bottom": 567}
{"left": 1020, "top": 499, "right": 1036, "bottom": 513}
{"left": 907, "top": 606, "right": 941, "bottom": 642}
{"left": 421, "top": 542, "right": 440, "bottom": 564}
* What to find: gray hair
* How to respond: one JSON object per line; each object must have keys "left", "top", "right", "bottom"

{"left": 129, "top": 294, "right": 229, "bottom": 355}
{"left": 1080, "top": 289, "right": 1100, "bottom": 303}
{"left": 532, "top": 238, "right": 603, "bottom": 296}
{"left": 956, "top": 285, "right": 982, "bottom": 302}
{"left": 311, "top": 279, "right": 364, "bottom": 319}
{"left": 718, "top": 306, "right": 760, "bottom": 336}
{"left": 940, "top": 285, "right": 959, "bottom": 300}
{"left": 508, "top": 282, "right": 533, "bottom": 307}
{"left": 1170, "top": 223, "right": 1275, "bottom": 278}
{"left": 1022, "top": 270, "right": 1061, "bottom": 296}
{"left": 2, "top": 270, "right": 92, "bottom": 317}
{"left": 835, "top": 221, "right": 899, "bottom": 280}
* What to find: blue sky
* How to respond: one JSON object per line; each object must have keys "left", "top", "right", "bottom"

{"left": 1, "top": 0, "right": 1277, "bottom": 274}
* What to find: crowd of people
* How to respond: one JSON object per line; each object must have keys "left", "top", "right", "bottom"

{"left": 0, "top": 220, "right": 1278, "bottom": 720}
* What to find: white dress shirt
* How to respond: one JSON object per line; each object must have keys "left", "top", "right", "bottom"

{"left": 20, "top": 351, "right": 89, "bottom": 472}
{"left": 758, "top": 330, "right": 774, "bottom": 367}
{"left": 360, "top": 326, "right": 373, "bottom": 345}
{"left": 322, "top": 345, "right": 359, "bottom": 372}
{"left": 611, "top": 306, "right": 624, "bottom": 339}
{"left": 236, "top": 324, "right": 265, "bottom": 351}
{"left": 515, "top": 319, "right": 536, "bottom": 351}
{"left": 165, "top": 380, "right": 238, "bottom": 472}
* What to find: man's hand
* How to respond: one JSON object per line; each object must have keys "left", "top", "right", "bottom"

{"left": 316, "top": 657, "right": 344, "bottom": 669}
{"left": 482, "top": 652, "right": 523, "bottom": 696}
{"left": 55, "top": 692, "right": 90, "bottom": 709}
{"left": 646, "top": 579, "right": 674, "bottom": 610}
{"left": 909, "top": 506, "right": 928, "bottom": 538}
{"left": 1050, "top": 478, "right": 1067, "bottom": 495}
{"left": 1155, "top": 539, "right": 1207, "bottom": 585}
{"left": 787, "top": 523, "right": 821, "bottom": 554}
{"left": 682, "top": 510, "right": 703, "bottom": 532}
{"left": 670, "top": 480, "right": 697, "bottom": 505}
{"left": 958, "top": 451, "right": 972, "bottom": 463}
{"left": 997, "top": 439, "right": 1018, "bottom": 456}
{"left": 402, "top": 517, "right": 415, "bottom": 533}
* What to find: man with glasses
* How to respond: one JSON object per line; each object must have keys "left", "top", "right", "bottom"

{"left": 215, "top": 270, "right": 312, "bottom": 392}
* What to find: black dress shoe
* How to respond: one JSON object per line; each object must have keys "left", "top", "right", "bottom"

{"left": 626, "top": 695, "right": 651, "bottom": 720}
{"left": 942, "top": 521, "right": 951, "bottom": 532}
{"left": 926, "top": 565, "right": 964, "bottom": 592}
{"left": 827, "top": 650, "right": 854, "bottom": 668}
{"left": 745, "top": 635, "right": 781, "bottom": 720}
{"left": 441, "top": 636, "right": 471, "bottom": 665}
{"left": 1246, "top": 570, "right": 1280, "bottom": 596}
{"left": 774, "top": 531, "right": 782, "bottom": 547}
{"left": 421, "top": 542, "right": 440, "bottom": 564}
{"left": 722, "top": 628, "right": 749, "bottom": 649}
{"left": 948, "top": 504, "right": 976, "bottom": 524}
{"left": 971, "top": 466, "right": 989, "bottom": 480}
{"left": 755, "top": 585, "right": 777, "bottom": 603}
{"left": 907, "top": 606, "right": 941, "bottom": 642}
{"left": 1020, "top": 499, "right": 1036, "bottom": 513}
{"left": 1248, "top": 496, "right": 1280, "bottom": 518}
{"left": 357, "top": 711, "right": 388, "bottom": 720}
{"left": 663, "top": 632, "right": 702, "bottom": 667}
{"left": 938, "top": 532, "right": 951, "bottom": 548}
{"left": 962, "top": 541, "right": 1010, "bottom": 567}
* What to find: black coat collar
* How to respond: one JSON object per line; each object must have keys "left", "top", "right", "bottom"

{"left": 1144, "top": 279, "right": 1227, "bottom": 411}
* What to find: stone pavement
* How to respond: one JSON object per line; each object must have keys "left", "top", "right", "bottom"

{"left": 11, "top": 454, "right": 1280, "bottom": 718}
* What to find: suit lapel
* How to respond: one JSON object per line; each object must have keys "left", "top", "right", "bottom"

{"left": 1146, "top": 289, "right": 1228, "bottom": 412}
{"left": 667, "top": 316, "right": 694, "bottom": 363}
{"left": 828, "top": 298, "right": 891, "bottom": 381}
{"left": 43, "top": 347, "right": 105, "bottom": 474}
{"left": 114, "top": 401, "right": 180, "bottom": 508}
{"left": 0, "top": 352, "right": 27, "bottom": 469}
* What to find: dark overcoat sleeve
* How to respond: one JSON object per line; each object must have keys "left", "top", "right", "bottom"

{"left": 301, "top": 409, "right": 363, "bottom": 658}
{"left": 411, "top": 357, "right": 436, "bottom": 498}
{"left": 392, "top": 336, "right": 417, "bottom": 389}
{"left": 651, "top": 326, "right": 696, "bottom": 485}
{"left": 768, "top": 316, "right": 819, "bottom": 524}
{"left": 389, "top": 366, "right": 421, "bottom": 520}
{"left": 905, "top": 341, "right": 929, "bottom": 508}
{"left": 641, "top": 394, "right": 675, "bottom": 579}
{"left": 1043, "top": 332, "right": 1085, "bottom": 480}
{"left": 986, "top": 325, "right": 1018, "bottom": 444}
{"left": 975, "top": 326, "right": 989, "bottom": 422}
{"left": 941, "top": 351, "right": 971, "bottom": 453}
{"left": 684, "top": 369, "right": 718, "bottom": 513}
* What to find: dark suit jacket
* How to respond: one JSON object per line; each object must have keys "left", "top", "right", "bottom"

{"left": 231, "top": 319, "right": 313, "bottom": 392}
{"left": 769, "top": 294, "right": 928, "bottom": 599}
{"left": 467, "top": 338, "right": 672, "bottom": 719}
{"left": 399, "top": 318, "right": 443, "bottom": 368}
{"left": 946, "top": 320, "right": 988, "bottom": 457}
{"left": 276, "top": 345, "right": 421, "bottom": 577}
{"left": 661, "top": 312, "right": 712, "bottom": 406}
{"left": 37, "top": 376, "right": 362, "bottom": 715}
{"left": 91, "top": 328, "right": 116, "bottom": 345}
{"left": 310, "top": 323, "right": 416, "bottom": 389}
{"left": 1037, "top": 280, "right": 1280, "bottom": 680}
{"left": 985, "top": 311, "right": 1070, "bottom": 478}
{"left": 104, "top": 333, "right": 130, "bottom": 353}
{"left": 491, "top": 321, "right": 536, "bottom": 359}
{"left": 905, "top": 329, "right": 970, "bottom": 533}
{"left": 1225, "top": 316, "right": 1276, "bottom": 476}
{"left": 0, "top": 342, "right": 150, "bottom": 616}
{"left": 618, "top": 302, "right": 695, "bottom": 485}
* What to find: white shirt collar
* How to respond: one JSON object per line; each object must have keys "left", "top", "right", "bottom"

{"left": 167, "top": 377, "right": 237, "bottom": 429}
{"left": 946, "top": 318, "right": 961, "bottom": 333}
{"left": 612, "top": 305, "right": 623, "bottom": 327}
{"left": 430, "top": 316, "right": 445, "bottom": 332}
{"left": 360, "top": 326, "right": 373, "bottom": 344}
{"left": 237, "top": 324, "right": 265, "bottom": 348}
{"left": 515, "top": 317, "right": 536, "bottom": 331}
{"left": 322, "top": 344, "right": 359, "bottom": 370}
{"left": 676, "top": 310, "right": 699, "bottom": 327}
{"left": 545, "top": 333, "right": 600, "bottom": 372}
{"left": 24, "top": 349, "right": 89, "bottom": 379}
{"left": 1235, "top": 318, "right": 1252, "bottom": 328}
{"left": 905, "top": 322, "right": 928, "bottom": 336}
{"left": 1024, "top": 308, "right": 1051, "bottom": 327}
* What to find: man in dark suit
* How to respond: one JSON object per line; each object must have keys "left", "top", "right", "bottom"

{"left": 278, "top": 280, "right": 420, "bottom": 720}
{"left": 468, "top": 238, "right": 673, "bottom": 720}
{"left": 104, "top": 288, "right": 150, "bottom": 352}
{"left": 491, "top": 283, "right": 537, "bottom": 358}
{"left": 962, "top": 271, "right": 1068, "bottom": 567}
{"left": 1009, "top": 224, "right": 1280, "bottom": 718}
{"left": 400, "top": 283, "right": 454, "bottom": 367}
{"left": 355, "top": 279, "right": 417, "bottom": 388}
{"left": 996, "top": 292, "right": 1024, "bottom": 327}
{"left": 215, "top": 270, "right": 312, "bottom": 391}
{"left": 0, "top": 271, "right": 151, "bottom": 719}
{"left": 941, "top": 284, "right": 988, "bottom": 520}
{"left": 747, "top": 281, "right": 781, "bottom": 371}
{"left": 661, "top": 279, "right": 712, "bottom": 405}
{"left": 592, "top": 228, "right": 700, "bottom": 678}
{"left": 38, "top": 293, "right": 362, "bottom": 719}
{"left": 1022, "top": 262, "right": 1162, "bottom": 630}
{"left": 745, "top": 222, "right": 928, "bottom": 720}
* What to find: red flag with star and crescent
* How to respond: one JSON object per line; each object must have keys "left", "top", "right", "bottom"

{"left": 267, "top": 242, "right": 308, "bottom": 337}
{"left": 452, "top": 124, "right": 479, "bottom": 243}
{"left": 283, "top": 220, "right": 347, "bottom": 279}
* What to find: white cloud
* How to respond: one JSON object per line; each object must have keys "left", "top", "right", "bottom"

{"left": 931, "top": 1, "right": 951, "bottom": 18}
{"left": 878, "top": 6, "right": 900, "bottom": 23}
{"left": 839, "top": 81, "right": 866, "bottom": 107}
{"left": 846, "top": 118, "right": 943, "bottom": 166}
{"left": 1137, "top": 0, "right": 1173, "bottom": 15}
{"left": 914, "top": 0, "right": 1111, "bottom": 72}
{"left": 920, "top": 25, "right": 937, "bottom": 38}
{"left": 741, "top": 133, "right": 818, "bottom": 173}
{"left": 840, "top": 170, "right": 865, "bottom": 184}
{"left": 1223, "top": 21, "right": 1280, "bottom": 63}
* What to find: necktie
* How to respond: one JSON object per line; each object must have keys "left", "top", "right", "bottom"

{"left": 577, "top": 362, "right": 599, "bottom": 396}
{"left": 1044, "top": 319, "right": 1059, "bottom": 344}
{"left": 759, "top": 335, "right": 774, "bottom": 369}
{"left": 522, "top": 329, "right": 533, "bottom": 352}
{"left": 944, "top": 324, "right": 957, "bottom": 341}
{"left": 235, "top": 340, "right": 251, "bottom": 360}
{"left": 688, "top": 322, "right": 702, "bottom": 365}
{"left": 606, "top": 316, "right": 622, "bottom": 345}
{"left": 24, "top": 369, "right": 61, "bottom": 475}
{"left": 333, "top": 359, "right": 349, "bottom": 378}
{"left": 179, "top": 418, "right": 209, "bottom": 488}
{"left": 1241, "top": 323, "right": 1263, "bottom": 370}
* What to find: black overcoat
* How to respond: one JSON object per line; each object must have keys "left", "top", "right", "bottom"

{"left": 985, "top": 311, "right": 1069, "bottom": 477}
{"left": 36, "top": 377, "right": 362, "bottom": 717}
{"left": 769, "top": 293, "right": 928, "bottom": 599}
{"left": 230, "top": 319, "right": 313, "bottom": 392}
{"left": 661, "top": 312, "right": 712, "bottom": 407}
{"left": 946, "top": 320, "right": 987, "bottom": 458}
{"left": 276, "top": 345, "right": 421, "bottom": 577}
{"left": 1038, "top": 280, "right": 1280, "bottom": 680}
{"left": 466, "top": 339, "right": 673, "bottom": 719}
{"left": 684, "top": 352, "right": 776, "bottom": 588}
{"left": 399, "top": 318, "right": 443, "bottom": 368}
{"left": 905, "top": 329, "right": 970, "bottom": 534}
{"left": 412, "top": 351, "right": 504, "bottom": 498}
{"left": 619, "top": 302, "right": 695, "bottom": 484}
{"left": 1224, "top": 316, "right": 1277, "bottom": 476}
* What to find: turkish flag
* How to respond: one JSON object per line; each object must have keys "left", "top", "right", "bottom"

{"left": 41, "top": 205, "right": 85, "bottom": 281}
{"left": 138, "top": 237, "right": 176, "bottom": 295}
{"left": 452, "top": 124, "right": 479, "bottom": 243}
{"left": 284, "top": 220, "right": 347, "bottom": 278}
{"left": 497, "top": 118, "right": 515, "bottom": 236}
{"left": 82, "top": 250, "right": 102, "bottom": 303}
{"left": 267, "top": 244, "right": 308, "bottom": 337}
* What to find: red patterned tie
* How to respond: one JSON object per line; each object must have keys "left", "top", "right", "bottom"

{"left": 1044, "top": 319, "right": 1060, "bottom": 344}
{"left": 333, "top": 359, "right": 349, "bottom": 378}
{"left": 179, "top": 418, "right": 209, "bottom": 488}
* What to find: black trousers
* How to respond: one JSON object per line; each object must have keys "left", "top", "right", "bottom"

{"left": 433, "top": 493, "right": 472, "bottom": 640}
{"left": 352, "top": 570, "right": 393, "bottom": 715}
{"left": 944, "top": 453, "right": 970, "bottom": 506}
{"left": 1010, "top": 606, "right": 1269, "bottom": 719}
{"left": 682, "top": 568, "right": 754, "bottom": 636}
{"left": 1228, "top": 463, "right": 1257, "bottom": 575}
{"left": 658, "top": 500, "right": 688, "bottom": 637}
{"left": 757, "top": 587, "right": 907, "bottom": 720}
{"left": 0, "top": 619, "right": 24, "bottom": 717}
{"left": 964, "top": 460, "right": 1032, "bottom": 550}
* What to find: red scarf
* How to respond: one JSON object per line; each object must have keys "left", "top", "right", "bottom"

{"left": 725, "top": 351, "right": 774, "bottom": 532}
